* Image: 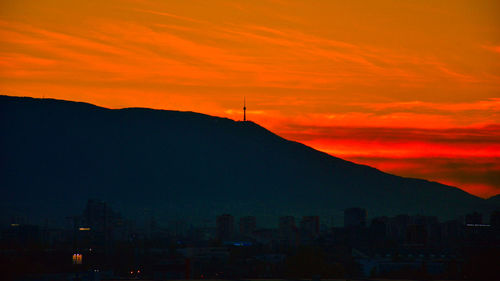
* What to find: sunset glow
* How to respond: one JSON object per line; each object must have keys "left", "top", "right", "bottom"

{"left": 1, "top": 0, "right": 499, "bottom": 197}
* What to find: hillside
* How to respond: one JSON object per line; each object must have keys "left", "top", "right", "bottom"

{"left": 0, "top": 95, "right": 491, "bottom": 226}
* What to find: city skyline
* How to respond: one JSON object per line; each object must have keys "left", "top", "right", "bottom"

{"left": 2, "top": 1, "right": 499, "bottom": 279}
{"left": 3, "top": 197, "right": 498, "bottom": 279}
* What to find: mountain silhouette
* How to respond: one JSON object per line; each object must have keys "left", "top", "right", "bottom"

{"left": 0, "top": 95, "right": 494, "bottom": 226}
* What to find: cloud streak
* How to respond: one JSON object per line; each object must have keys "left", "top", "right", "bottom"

{"left": 1, "top": 0, "right": 499, "bottom": 197}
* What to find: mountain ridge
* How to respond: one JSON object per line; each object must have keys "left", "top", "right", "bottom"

{"left": 0, "top": 95, "right": 495, "bottom": 226}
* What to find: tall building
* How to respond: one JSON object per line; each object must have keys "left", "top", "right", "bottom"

{"left": 278, "top": 216, "right": 297, "bottom": 244}
{"left": 370, "top": 216, "right": 388, "bottom": 241}
{"left": 81, "top": 199, "right": 122, "bottom": 251}
{"left": 465, "top": 212, "right": 483, "bottom": 225}
{"left": 216, "top": 214, "right": 234, "bottom": 241}
{"left": 279, "top": 216, "right": 296, "bottom": 231}
{"left": 169, "top": 220, "right": 187, "bottom": 237}
{"left": 441, "top": 219, "right": 462, "bottom": 242}
{"left": 491, "top": 210, "right": 500, "bottom": 228}
{"left": 406, "top": 224, "right": 427, "bottom": 246}
{"left": 344, "top": 207, "right": 367, "bottom": 228}
{"left": 239, "top": 216, "right": 256, "bottom": 237}
{"left": 300, "top": 216, "right": 319, "bottom": 238}
{"left": 83, "top": 199, "right": 110, "bottom": 232}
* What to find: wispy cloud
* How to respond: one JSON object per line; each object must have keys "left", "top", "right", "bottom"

{"left": 482, "top": 45, "right": 500, "bottom": 54}
{"left": 353, "top": 98, "right": 500, "bottom": 113}
{"left": 1, "top": 0, "right": 499, "bottom": 197}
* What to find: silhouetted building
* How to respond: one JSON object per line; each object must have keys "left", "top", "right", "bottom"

{"left": 370, "top": 216, "right": 388, "bottom": 241}
{"left": 2, "top": 224, "right": 40, "bottom": 247}
{"left": 344, "top": 207, "right": 367, "bottom": 228}
{"left": 300, "top": 216, "right": 319, "bottom": 239}
{"left": 169, "top": 220, "right": 187, "bottom": 237}
{"left": 253, "top": 228, "right": 276, "bottom": 244}
{"left": 491, "top": 210, "right": 500, "bottom": 228}
{"left": 83, "top": 199, "right": 110, "bottom": 232}
{"left": 387, "top": 214, "right": 410, "bottom": 242}
{"left": 412, "top": 215, "right": 438, "bottom": 226}
{"left": 112, "top": 217, "right": 132, "bottom": 241}
{"left": 81, "top": 199, "right": 123, "bottom": 251}
{"left": 406, "top": 224, "right": 427, "bottom": 246}
{"left": 216, "top": 214, "right": 234, "bottom": 241}
{"left": 278, "top": 216, "right": 297, "bottom": 244}
{"left": 465, "top": 212, "right": 482, "bottom": 225}
{"left": 239, "top": 216, "right": 256, "bottom": 237}
{"left": 441, "top": 219, "right": 462, "bottom": 241}
{"left": 279, "top": 216, "right": 295, "bottom": 230}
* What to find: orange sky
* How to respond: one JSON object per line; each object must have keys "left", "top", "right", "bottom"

{"left": 1, "top": 0, "right": 499, "bottom": 197}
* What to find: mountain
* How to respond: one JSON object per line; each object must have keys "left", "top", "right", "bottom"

{"left": 487, "top": 194, "right": 500, "bottom": 202}
{"left": 486, "top": 194, "right": 500, "bottom": 210}
{"left": 0, "top": 95, "right": 494, "bottom": 226}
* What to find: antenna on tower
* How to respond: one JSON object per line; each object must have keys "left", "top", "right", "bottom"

{"left": 243, "top": 97, "right": 246, "bottom": 122}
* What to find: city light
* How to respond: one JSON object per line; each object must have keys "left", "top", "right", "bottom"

{"left": 466, "top": 224, "right": 491, "bottom": 227}
{"left": 72, "top": 253, "right": 82, "bottom": 265}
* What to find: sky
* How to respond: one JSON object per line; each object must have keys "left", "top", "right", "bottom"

{"left": 1, "top": 0, "right": 499, "bottom": 198}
